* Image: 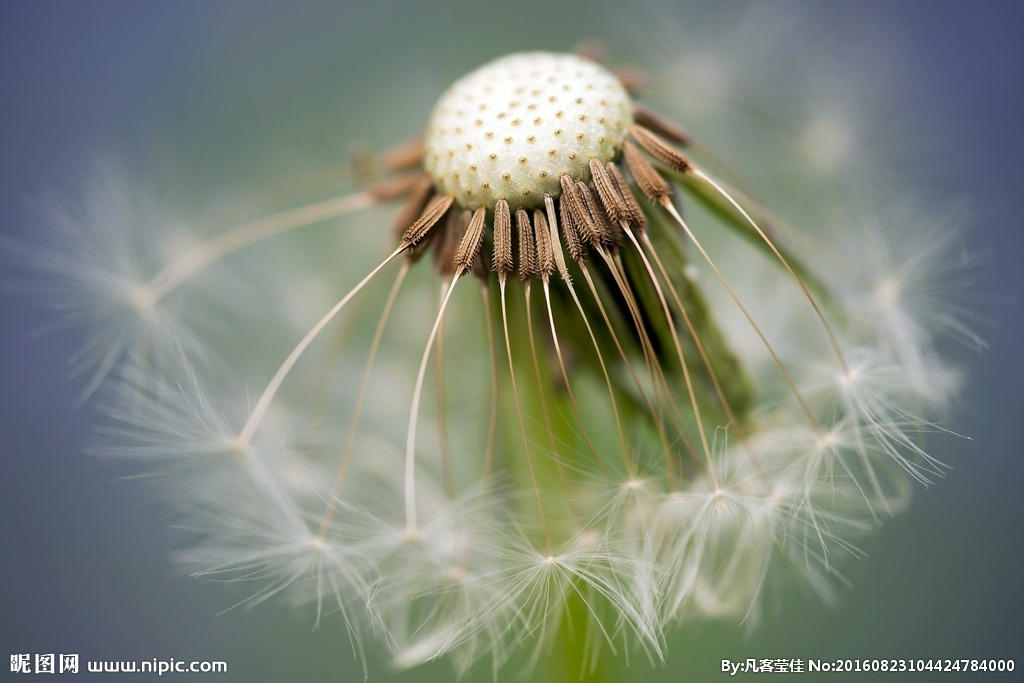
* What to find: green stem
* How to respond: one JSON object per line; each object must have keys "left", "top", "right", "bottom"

{"left": 532, "top": 589, "right": 612, "bottom": 683}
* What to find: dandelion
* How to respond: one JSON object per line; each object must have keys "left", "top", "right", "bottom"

{"left": 18, "top": 24, "right": 974, "bottom": 680}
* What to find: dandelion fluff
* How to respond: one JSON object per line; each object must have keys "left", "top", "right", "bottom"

{"left": 18, "top": 9, "right": 979, "bottom": 678}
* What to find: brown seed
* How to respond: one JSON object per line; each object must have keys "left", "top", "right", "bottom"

{"left": 633, "top": 105, "right": 692, "bottom": 146}
{"left": 607, "top": 162, "right": 647, "bottom": 230}
{"left": 577, "top": 181, "right": 618, "bottom": 250}
{"left": 434, "top": 209, "right": 464, "bottom": 277}
{"left": 559, "top": 194, "right": 586, "bottom": 263}
{"left": 588, "top": 158, "right": 626, "bottom": 225}
{"left": 403, "top": 235, "right": 433, "bottom": 263}
{"left": 573, "top": 40, "right": 605, "bottom": 62}
{"left": 470, "top": 249, "right": 489, "bottom": 281}
{"left": 349, "top": 141, "right": 374, "bottom": 184}
{"left": 630, "top": 124, "right": 691, "bottom": 172}
{"left": 392, "top": 177, "right": 434, "bottom": 238}
{"left": 402, "top": 193, "right": 454, "bottom": 247}
{"left": 623, "top": 141, "right": 671, "bottom": 203}
{"left": 560, "top": 174, "right": 600, "bottom": 246}
{"left": 532, "top": 209, "right": 554, "bottom": 279}
{"left": 612, "top": 66, "right": 646, "bottom": 93}
{"left": 367, "top": 172, "right": 429, "bottom": 202}
{"left": 379, "top": 136, "right": 425, "bottom": 172}
{"left": 454, "top": 207, "right": 487, "bottom": 274}
{"left": 516, "top": 209, "right": 537, "bottom": 281}
{"left": 492, "top": 199, "right": 513, "bottom": 277}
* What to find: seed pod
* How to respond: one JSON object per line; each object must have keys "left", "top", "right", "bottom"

{"left": 630, "top": 124, "right": 691, "bottom": 172}
{"left": 633, "top": 104, "right": 692, "bottom": 146}
{"left": 516, "top": 208, "right": 536, "bottom": 280}
{"left": 533, "top": 209, "right": 554, "bottom": 280}
{"left": 379, "top": 136, "right": 426, "bottom": 172}
{"left": 623, "top": 141, "right": 671, "bottom": 203}
{"left": 607, "top": 162, "right": 647, "bottom": 230}
{"left": 589, "top": 158, "right": 627, "bottom": 225}
{"left": 368, "top": 172, "right": 430, "bottom": 202}
{"left": 434, "top": 209, "right": 464, "bottom": 277}
{"left": 561, "top": 174, "right": 601, "bottom": 246}
{"left": 392, "top": 176, "right": 434, "bottom": 238}
{"left": 578, "top": 181, "right": 618, "bottom": 250}
{"left": 492, "top": 199, "right": 513, "bottom": 278}
{"left": 559, "top": 192, "right": 586, "bottom": 263}
{"left": 454, "top": 207, "right": 487, "bottom": 274}
{"left": 402, "top": 193, "right": 454, "bottom": 247}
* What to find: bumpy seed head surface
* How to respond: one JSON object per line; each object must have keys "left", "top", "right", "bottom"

{"left": 424, "top": 52, "right": 633, "bottom": 212}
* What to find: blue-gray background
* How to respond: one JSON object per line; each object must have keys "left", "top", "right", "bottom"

{"left": 1, "top": 1, "right": 1021, "bottom": 681}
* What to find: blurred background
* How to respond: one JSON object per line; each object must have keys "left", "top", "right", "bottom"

{"left": 1, "top": 0, "right": 1021, "bottom": 680}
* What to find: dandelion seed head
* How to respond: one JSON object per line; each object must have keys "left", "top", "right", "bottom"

{"left": 20, "top": 6, "right": 980, "bottom": 674}
{"left": 424, "top": 52, "right": 632, "bottom": 210}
